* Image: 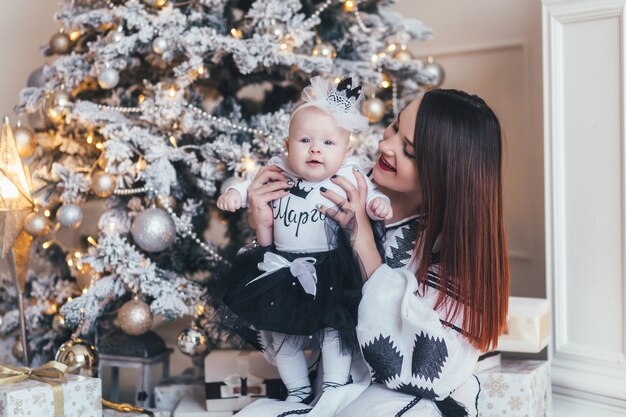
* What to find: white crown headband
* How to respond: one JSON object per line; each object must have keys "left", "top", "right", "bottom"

{"left": 291, "top": 76, "right": 369, "bottom": 133}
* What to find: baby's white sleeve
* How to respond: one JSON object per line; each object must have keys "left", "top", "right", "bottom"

{"left": 224, "top": 178, "right": 253, "bottom": 208}
{"left": 363, "top": 174, "right": 391, "bottom": 220}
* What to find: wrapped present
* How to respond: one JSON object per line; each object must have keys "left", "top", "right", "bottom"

{"left": 204, "top": 349, "right": 286, "bottom": 412}
{"left": 154, "top": 373, "right": 203, "bottom": 412}
{"left": 477, "top": 359, "right": 551, "bottom": 417}
{"left": 0, "top": 362, "right": 102, "bottom": 417}
{"left": 174, "top": 392, "right": 232, "bottom": 417}
{"left": 496, "top": 297, "right": 550, "bottom": 353}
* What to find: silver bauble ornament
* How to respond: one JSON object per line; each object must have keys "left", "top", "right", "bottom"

{"left": 364, "top": 97, "right": 386, "bottom": 123}
{"left": 50, "top": 32, "right": 72, "bottom": 54}
{"left": 27, "top": 66, "right": 45, "bottom": 88}
{"left": 57, "top": 203, "right": 83, "bottom": 229}
{"left": 55, "top": 336, "right": 99, "bottom": 377}
{"left": 177, "top": 326, "right": 210, "bottom": 356}
{"left": 311, "top": 42, "right": 337, "bottom": 59}
{"left": 131, "top": 208, "right": 176, "bottom": 252}
{"left": 14, "top": 125, "right": 37, "bottom": 158}
{"left": 141, "top": 0, "right": 168, "bottom": 7}
{"left": 98, "top": 67, "right": 120, "bottom": 89}
{"left": 23, "top": 212, "right": 50, "bottom": 237}
{"left": 421, "top": 59, "right": 445, "bottom": 89}
{"left": 151, "top": 36, "right": 169, "bottom": 55}
{"left": 43, "top": 89, "right": 71, "bottom": 122}
{"left": 117, "top": 299, "right": 153, "bottom": 336}
{"left": 91, "top": 171, "right": 116, "bottom": 198}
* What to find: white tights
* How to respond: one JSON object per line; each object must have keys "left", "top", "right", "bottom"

{"left": 271, "top": 328, "right": 352, "bottom": 402}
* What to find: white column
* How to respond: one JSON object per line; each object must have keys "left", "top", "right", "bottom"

{"left": 543, "top": 0, "right": 626, "bottom": 414}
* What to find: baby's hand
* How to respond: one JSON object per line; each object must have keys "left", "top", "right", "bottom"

{"left": 217, "top": 189, "right": 242, "bottom": 212}
{"left": 369, "top": 197, "right": 393, "bottom": 220}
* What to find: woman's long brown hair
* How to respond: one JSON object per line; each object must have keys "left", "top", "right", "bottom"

{"left": 413, "top": 89, "right": 509, "bottom": 352}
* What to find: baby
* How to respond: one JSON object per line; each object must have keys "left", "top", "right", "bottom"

{"left": 216, "top": 76, "right": 392, "bottom": 403}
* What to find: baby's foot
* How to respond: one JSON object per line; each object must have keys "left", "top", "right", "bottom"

{"left": 286, "top": 385, "right": 313, "bottom": 403}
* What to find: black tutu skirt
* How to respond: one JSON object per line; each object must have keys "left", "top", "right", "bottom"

{"left": 213, "top": 237, "right": 363, "bottom": 353}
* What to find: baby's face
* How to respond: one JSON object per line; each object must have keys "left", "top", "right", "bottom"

{"left": 286, "top": 106, "right": 351, "bottom": 182}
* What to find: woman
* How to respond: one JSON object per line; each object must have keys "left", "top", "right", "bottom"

{"left": 245, "top": 89, "right": 510, "bottom": 417}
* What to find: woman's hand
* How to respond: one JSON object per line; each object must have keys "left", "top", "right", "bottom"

{"left": 316, "top": 169, "right": 383, "bottom": 278}
{"left": 247, "top": 166, "right": 293, "bottom": 246}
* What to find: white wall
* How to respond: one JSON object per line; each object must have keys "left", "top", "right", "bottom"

{"left": 543, "top": 0, "right": 626, "bottom": 413}
{"left": 398, "top": 0, "right": 545, "bottom": 298}
{"left": 0, "top": 1, "right": 59, "bottom": 119}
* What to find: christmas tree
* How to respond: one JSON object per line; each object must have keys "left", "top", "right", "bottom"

{"left": 4, "top": 0, "right": 440, "bottom": 365}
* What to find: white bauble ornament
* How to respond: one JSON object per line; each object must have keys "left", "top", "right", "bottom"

{"left": 177, "top": 326, "right": 210, "bottom": 356}
{"left": 13, "top": 125, "right": 37, "bottom": 158}
{"left": 98, "top": 67, "right": 120, "bottom": 89}
{"left": 151, "top": 36, "right": 169, "bottom": 55}
{"left": 91, "top": 171, "right": 116, "bottom": 198}
{"left": 421, "top": 59, "right": 445, "bottom": 89}
{"left": 393, "top": 48, "right": 414, "bottom": 63}
{"left": 23, "top": 212, "right": 50, "bottom": 237}
{"left": 118, "top": 299, "right": 153, "bottom": 336}
{"left": 130, "top": 208, "right": 176, "bottom": 252}
{"left": 57, "top": 203, "right": 83, "bottom": 229}
{"left": 364, "top": 97, "right": 385, "bottom": 123}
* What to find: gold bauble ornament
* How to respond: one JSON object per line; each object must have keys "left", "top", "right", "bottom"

{"left": 23, "top": 212, "right": 50, "bottom": 237}
{"left": 11, "top": 338, "right": 24, "bottom": 361}
{"left": 393, "top": 47, "right": 414, "bottom": 63}
{"left": 52, "top": 314, "right": 66, "bottom": 331}
{"left": 130, "top": 208, "right": 176, "bottom": 252}
{"left": 156, "top": 195, "right": 177, "bottom": 210}
{"left": 364, "top": 97, "right": 386, "bottom": 123}
{"left": 49, "top": 32, "right": 72, "bottom": 55}
{"left": 91, "top": 171, "right": 117, "bottom": 198}
{"left": 311, "top": 42, "right": 337, "bottom": 59}
{"left": 379, "top": 72, "right": 392, "bottom": 89}
{"left": 151, "top": 36, "right": 169, "bottom": 55}
{"left": 55, "top": 336, "right": 99, "bottom": 377}
{"left": 13, "top": 124, "right": 37, "bottom": 158}
{"left": 117, "top": 299, "right": 153, "bottom": 336}
{"left": 141, "top": 0, "right": 168, "bottom": 7}
{"left": 43, "top": 89, "right": 71, "bottom": 122}
{"left": 343, "top": 0, "right": 356, "bottom": 12}
{"left": 177, "top": 325, "right": 210, "bottom": 356}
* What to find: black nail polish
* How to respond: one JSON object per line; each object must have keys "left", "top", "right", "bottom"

{"left": 320, "top": 187, "right": 327, "bottom": 193}
{"left": 331, "top": 175, "right": 337, "bottom": 179}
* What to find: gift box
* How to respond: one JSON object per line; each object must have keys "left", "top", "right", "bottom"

{"left": 154, "top": 373, "right": 203, "bottom": 412}
{"left": 496, "top": 297, "right": 550, "bottom": 353}
{"left": 103, "top": 408, "right": 170, "bottom": 417}
{"left": 0, "top": 370, "right": 101, "bottom": 417}
{"left": 204, "top": 349, "right": 285, "bottom": 412}
{"left": 174, "top": 392, "right": 232, "bottom": 417}
{"left": 477, "top": 359, "right": 551, "bottom": 417}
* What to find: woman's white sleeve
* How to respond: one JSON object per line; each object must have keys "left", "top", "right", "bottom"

{"left": 357, "top": 265, "right": 479, "bottom": 400}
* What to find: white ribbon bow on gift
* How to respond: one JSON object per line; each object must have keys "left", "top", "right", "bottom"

{"left": 246, "top": 252, "right": 318, "bottom": 297}
{"left": 221, "top": 373, "right": 266, "bottom": 397}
